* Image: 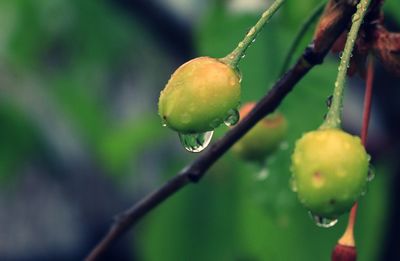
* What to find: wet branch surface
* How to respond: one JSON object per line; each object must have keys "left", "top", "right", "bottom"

{"left": 85, "top": 1, "right": 357, "bottom": 260}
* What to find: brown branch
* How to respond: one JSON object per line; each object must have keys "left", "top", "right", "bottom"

{"left": 85, "top": 1, "right": 357, "bottom": 260}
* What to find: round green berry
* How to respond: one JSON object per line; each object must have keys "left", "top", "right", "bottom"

{"left": 290, "top": 128, "right": 369, "bottom": 218}
{"left": 232, "top": 102, "right": 288, "bottom": 162}
{"left": 158, "top": 57, "right": 241, "bottom": 134}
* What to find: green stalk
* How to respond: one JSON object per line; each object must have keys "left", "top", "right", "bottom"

{"left": 220, "top": 0, "right": 285, "bottom": 68}
{"left": 321, "top": 0, "right": 371, "bottom": 130}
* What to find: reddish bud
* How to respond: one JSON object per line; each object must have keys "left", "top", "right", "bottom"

{"left": 332, "top": 244, "right": 357, "bottom": 261}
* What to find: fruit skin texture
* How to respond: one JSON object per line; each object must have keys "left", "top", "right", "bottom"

{"left": 232, "top": 103, "right": 287, "bottom": 162}
{"left": 291, "top": 129, "right": 369, "bottom": 218}
{"left": 158, "top": 57, "right": 241, "bottom": 134}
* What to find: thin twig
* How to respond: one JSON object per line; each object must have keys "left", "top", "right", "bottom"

{"left": 279, "top": 0, "right": 327, "bottom": 76}
{"left": 85, "top": 1, "right": 357, "bottom": 260}
{"left": 337, "top": 55, "right": 375, "bottom": 249}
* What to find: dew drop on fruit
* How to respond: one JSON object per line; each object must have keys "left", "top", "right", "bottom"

{"left": 309, "top": 212, "right": 338, "bottom": 228}
{"left": 367, "top": 165, "right": 375, "bottom": 182}
{"left": 224, "top": 109, "right": 240, "bottom": 127}
{"left": 178, "top": 131, "right": 214, "bottom": 153}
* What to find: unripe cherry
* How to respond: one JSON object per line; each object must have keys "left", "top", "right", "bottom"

{"left": 232, "top": 102, "right": 288, "bottom": 162}
{"left": 158, "top": 57, "right": 241, "bottom": 134}
{"left": 290, "top": 128, "right": 369, "bottom": 219}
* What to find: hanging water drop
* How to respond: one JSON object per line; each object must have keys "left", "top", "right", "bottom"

{"left": 367, "top": 165, "right": 375, "bottom": 182}
{"left": 309, "top": 212, "right": 338, "bottom": 228}
{"left": 224, "top": 109, "right": 240, "bottom": 127}
{"left": 161, "top": 116, "right": 168, "bottom": 127}
{"left": 251, "top": 38, "right": 256, "bottom": 43}
{"left": 178, "top": 131, "right": 214, "bottom": 153}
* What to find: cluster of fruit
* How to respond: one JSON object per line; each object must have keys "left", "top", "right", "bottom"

{"left": 158, "top": 54, "right": 370, "bottom": 223}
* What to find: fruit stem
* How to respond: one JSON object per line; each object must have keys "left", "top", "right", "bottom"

{"left": 338, "top": 55, "right": 374, "bottom": 249}
{"left": 361, "top": 55, "right": 374, "bottom": 145}
{"left": 220, "top": 0, "right": 285, "bottom": 68}
{"left": 279, "top": 1, "right": 326, "bottom": 76}
{"left": 321, "top": 0, "right": 371, "bottom": 130}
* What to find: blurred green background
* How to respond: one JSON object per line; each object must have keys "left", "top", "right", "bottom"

{"left": 0, "top": 0, "right": 399, "bottom": 260}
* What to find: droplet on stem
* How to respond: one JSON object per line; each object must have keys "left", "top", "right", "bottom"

{"left": 326, "top": 95, "right": 333, "bottom": 108}
{"left": 309, "top": 212, "right": 338, "bottom": 228}
{"left": 178, "top": 131, "right": 214, "bottom": 153}
{"left": 224, "top": 109, "right": 240, "bottom": 127}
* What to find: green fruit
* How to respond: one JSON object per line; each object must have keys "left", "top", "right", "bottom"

{"left": 290, "top": 128, "right": 369, "bottom": 218}
{"left": 232, "top": 102, "right": 287, "bottom": 162}
{"left": 158, "top": 57, "right": 241, "bottom": 134}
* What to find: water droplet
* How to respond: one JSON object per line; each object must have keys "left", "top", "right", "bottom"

{"left": 309, "top": 212, "right": 338, "bottom": 228}
{"left": 241, "top": 54, "right": 246, "bottom": 59}
{"left": 178, "top": 131, "right": 214, "bottom": 153}
{"left": 279, "top": 141, "right": 289, "bottom": 150}
{"left": 290, "top": 177, "right": 298, "bottom": 192}
{"left": 352, "top": 14, "right": 360, "bottom": 22}
{"left": 161, "top": 116, "right": 168, "bottom": 127}
{"left": 234, "top": 68, "right": 243, "bottom": 83}
{"left": 224, "top": 109, "right": 240, "bottom": 127}
{"left": 251, "top": 38, "right": 256, "bottom": 43}
{"left": 247, "top": 27, "right": 256, "bottom": 36}
{"left": 255, "top": 167, "right": 269, "bottom": 181}
{"left": 367, "top": 165, "right": 375, "bottom": 182}
{"left": 326, "top": 95, "right": 333, "bottom": 108}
